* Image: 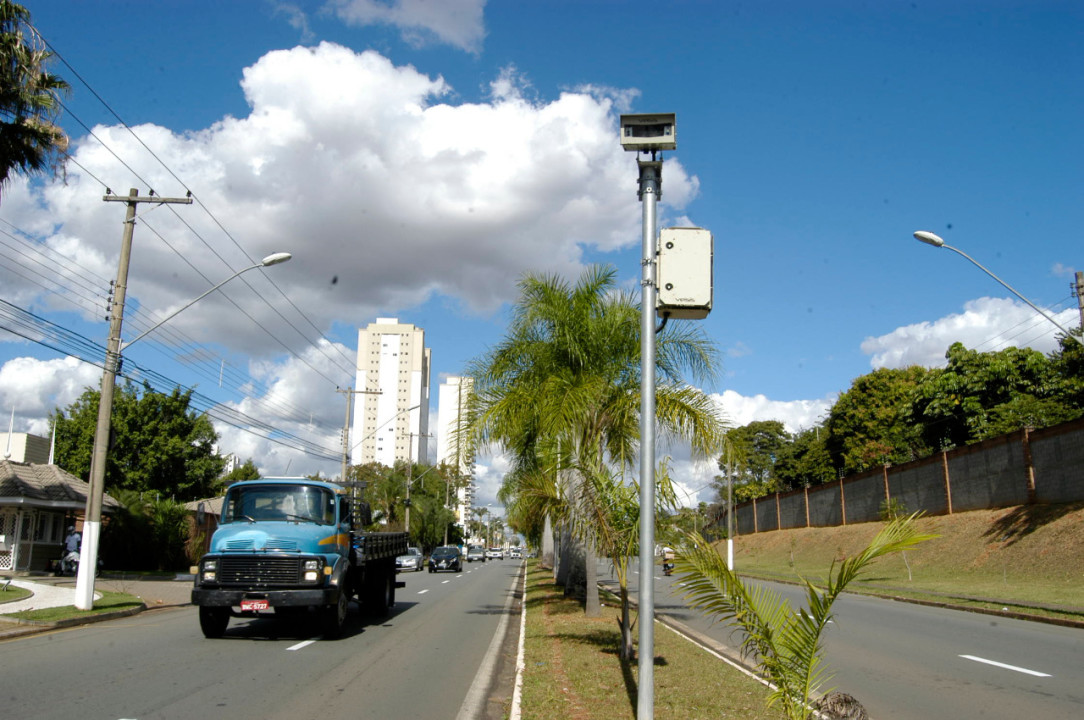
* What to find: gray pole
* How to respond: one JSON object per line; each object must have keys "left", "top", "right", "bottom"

{"left": 339, "top": 387, "right": 354, "bottom": 482}
{"left": 636, "top": 159, "right": 659, "bottom": 720}
{"left": 75, "top": 188, "right": 191, "bottom": 609}
{"left": 1075, "top": 271, "right": 1084, "bottom": 331}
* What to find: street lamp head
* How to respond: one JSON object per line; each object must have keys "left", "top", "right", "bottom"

{"left": 260, "top": 252, "right": 292, "bottom": 267}
{"left": 913, "top": 231, "right": 945, "bottom": 248}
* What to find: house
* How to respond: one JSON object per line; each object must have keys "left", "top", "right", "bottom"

{"left": 0, "top": 459, "right": 120, "bottom": 573}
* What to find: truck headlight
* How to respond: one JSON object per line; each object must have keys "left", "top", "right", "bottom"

{"left": 303, "top": 559, "right": 321, "bottom": 582}
{"left": 201, "top": 559, "right": 217, "bottom": 582}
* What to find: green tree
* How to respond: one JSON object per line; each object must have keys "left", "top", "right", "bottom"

{"left": 675, "top": 514, "right": 935, "bottom": 719}
{"left": 53, "top": 382, "right": 225, "bottom": 500}
{"left": 466, "top": 265, "right": 726, "bottom": 619}
{"left": 221, "top": 459, "right": 260, "bottom": 484}
{"left": 0, "top": 1, "right": 69, "bottom": 198}
{"left": 913, "top": 342, "right": 1066, "bottom": 448}
{"left": 715, "top": 421, "right": 789, "bottom": 502}
{"left": 826, "top": 366, "right": 931, "bottom": 475}
{"left": 774, "top": 423, "right": 836, "bottom": 490}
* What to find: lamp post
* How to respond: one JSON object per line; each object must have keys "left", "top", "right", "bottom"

{"left": 913, "top": 231, "right": 1082, "bottom": 348}
{"left": 73, "top": 242, "right": 292, "bottom": 610}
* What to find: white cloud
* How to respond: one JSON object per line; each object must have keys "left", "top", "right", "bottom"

{"left": 327, "top": 0, "right": 487, "bottom": 53}
{"left": 4, "top": 44, "right": 682, "bottom": 358}
{"left": 713, "top": 388, "right": 833, "bottom": 434}
{"left": 861, "top": 297, "right": 1078, "bottom": 370}
{"left": 0, "top": 356, "right": 103, "bottom": 435}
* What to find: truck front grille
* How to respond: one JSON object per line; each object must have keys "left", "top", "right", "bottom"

{"left": 217, "top": 556, "right": 303, "bottom": 586}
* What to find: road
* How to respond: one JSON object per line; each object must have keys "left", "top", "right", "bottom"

{"left": 2, "top": 559, "right": 522, "bottom": 720}
{"left": 606, "top": 561, "right": 1084, "bottom": 720}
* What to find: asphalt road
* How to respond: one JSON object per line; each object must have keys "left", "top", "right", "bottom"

{"left": 610, "top": 562, "right": 1084, "bottom": 720}
{"left": 1, "top": 560, "right": 522, "bottom": 720}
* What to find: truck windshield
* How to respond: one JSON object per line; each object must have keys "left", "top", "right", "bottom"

{"left": 221, "top": 484, "right": 336, "bottom": 525}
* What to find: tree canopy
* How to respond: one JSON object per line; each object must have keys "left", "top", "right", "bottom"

{"left": 53, "top": 382, "right": 225, "bottom": 501}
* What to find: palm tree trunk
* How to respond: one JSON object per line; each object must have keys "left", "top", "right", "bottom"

{"left": 541, "top": 512, "right": 554, "bottom": 570}
{"left": 584, "top": 542, "right": 600, "bottom": 617}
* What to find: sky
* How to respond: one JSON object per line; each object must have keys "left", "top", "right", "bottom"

{"left": 1, "top": 0, "right": 1081, "bottom": 512}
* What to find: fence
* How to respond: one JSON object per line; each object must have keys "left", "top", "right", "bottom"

{"left": 732, "top": 416, "right": 1084, "bottom": 535}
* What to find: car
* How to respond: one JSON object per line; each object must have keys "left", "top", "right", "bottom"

{"left": 486, "top": 546, "right": 504, "bottom": 560}
{"left": 509, "top": 547, "right": 522, "bottom": 559}
{"left": 466, "top": 545, "right": 486, "bottom": 562}
{"left": 396, "top": 546, "right": 424, "bottom": 572}
{"left": 428, "top": 546, "right": 462, "bottom": 573}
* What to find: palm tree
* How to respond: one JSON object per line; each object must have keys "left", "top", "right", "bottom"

{"left": 466, "top": 264, "right": 726, "bottom": 618}
{"left": 0, "top": 1, "right": 70, "bottom": 197}
{"left": 674, "top": 514, "right": 935, "bottom": 719}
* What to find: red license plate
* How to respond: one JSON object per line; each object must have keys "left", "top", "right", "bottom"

{"left": 241, "top": 599, "right": 270, "bottom": 611}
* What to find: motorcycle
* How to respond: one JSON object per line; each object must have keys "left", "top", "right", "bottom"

{"left": 54, "top": 549, "right": 80, "bottom": 576}
{"left": 662, "top": 561, "right": 675, "bottom": 576}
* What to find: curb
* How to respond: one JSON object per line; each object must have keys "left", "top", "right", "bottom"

{"left": 0, "top": 603, "right": 147, "bottom": 640}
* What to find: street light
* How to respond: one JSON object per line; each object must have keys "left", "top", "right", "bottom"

{"left": 913, "top": 231, "right": 1082, "bottom": 348}
{"left": 74, "top": 251, "right": 292, "bottom": 610}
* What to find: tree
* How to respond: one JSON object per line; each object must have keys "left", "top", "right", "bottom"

{"left": 0, "top": 1, "right": 69, "bottom": 198}
{"left": 466, "top": 265, "right": 726, "bottom": 620}
{"left": 774, "top": 423, "right": 836, "bottom": 490}
{"left": 826, "top": 366, "right": 931, "bottom": 475}
{"left": 674, "top": 514, "right": 935, "bottom": 720}
{"left": 715, "top": 421, "right": 789, "bottom": 502}
{"left": 913, "top": 342, "right": 1068, "bottom": 448}
{"left": 53, "top": 382, "right": 225, "bottom": 500}
{"left": 221, "top": 459, "right": 260, "bottom": 484}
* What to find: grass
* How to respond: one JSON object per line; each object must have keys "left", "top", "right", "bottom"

{"left": 3, "top": 590, "right": 144, "bottom": 623}
{"left": 727, "top": 502, "right": 1084, "bottom": 622}
{"left": 0, "top": 582, "right": 32, "bottom": 603}
{"left": 520, "top": 563, "right": 779, "bottom": 720}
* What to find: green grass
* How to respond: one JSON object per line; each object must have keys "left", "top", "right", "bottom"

{"left": 520, "top": 562, "right": 779, "bottom": 720}
{"left": 0, "top": 582, "right": 32, "bottom": 604}
{"left": 4, "top": 591, "right": 144, "bottom": 623}
{"left": 728, "top": 503, "right": 1084, "bottom": 622}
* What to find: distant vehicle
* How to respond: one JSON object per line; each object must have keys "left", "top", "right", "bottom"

{"left": 466, "top": 545, "right": 486, "bottom": 562}
{"left": 396, "top": 547, "right": 424, "bottom": 572}
{"left": 428, "top": 546, "right": 462, "bottom": 573}
{"left": 509, "top": 548, "right": 522, "bottom": 559}
{"left": 486, "top": 547, "right": 504, "bottom": 560}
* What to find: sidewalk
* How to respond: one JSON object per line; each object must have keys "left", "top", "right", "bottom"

{"left": 0, "top": 574, "right": 194, "bottom": 639}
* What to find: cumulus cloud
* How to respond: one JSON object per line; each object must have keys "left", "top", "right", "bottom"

{"left": 0, "top": 356, "right": 103, "bottom": 435}
{"left": 862, "top": 297, "right": 1078, "bottom": 370}
{"left": 327, "top": 0, "right": 487, "bottom": 53}
{"left": 4, "top": 44, "right": 685, "bottom": 359}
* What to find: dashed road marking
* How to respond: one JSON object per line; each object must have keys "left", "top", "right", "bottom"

{"left": 960, "top": 655, "right": 1051, "bottom": 677}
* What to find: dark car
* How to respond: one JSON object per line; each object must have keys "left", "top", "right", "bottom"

{"left": 428, "top": 546, "right": 462, "bottom": 573}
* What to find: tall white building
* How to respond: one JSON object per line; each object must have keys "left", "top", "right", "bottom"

{"left": 436, "top": 376, "right": 476, "bottom": 525}
{"left": 350, "top": 318, "right": 431, "bottom": 467}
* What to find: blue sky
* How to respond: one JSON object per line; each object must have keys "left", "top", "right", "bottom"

{"left": 2, "top": 0, "right": 1081, "bottom": 508}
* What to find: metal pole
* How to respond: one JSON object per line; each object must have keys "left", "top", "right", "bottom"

{"left": 636, "top": 158, "right": 659, "bottom": 720}
{"left": 1075, "top": 271, "right": 1084, "bottom": 331}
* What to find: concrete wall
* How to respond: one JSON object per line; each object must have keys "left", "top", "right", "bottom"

{"left": 730, "top": 417, "right": 1084, "bottom": 535}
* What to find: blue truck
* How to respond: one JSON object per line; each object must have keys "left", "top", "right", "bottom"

{"left": 191, "top": 478, "right": 408, "bottom": 638}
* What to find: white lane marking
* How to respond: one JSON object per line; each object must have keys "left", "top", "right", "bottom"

{"left": 442, "top": 580, "right": 451, "bottom": 584}
{"left": 960, "top": 655, "right": 1051, "bottom": 677}
{"left": 418, "top": 588, "right": 430, "bottom": 594}
{"left": 287, "top": 640, "right": 317, "bottom": 651}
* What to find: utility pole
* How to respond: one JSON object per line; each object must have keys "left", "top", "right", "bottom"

{"left": 75, "top": 189, "right": 192, "bottom": 610}
{"left": 338, "top": 386, "right": 381, "bottom": 511}
{"left": 1074, "top": 271, "right": 1084, "bottom": 331}
{"left": 405, "top": 431, "right": 433, "bottom": 533}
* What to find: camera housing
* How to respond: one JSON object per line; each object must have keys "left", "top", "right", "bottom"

{"left": 619, "top": 113, "right": 677, "bottom": 152}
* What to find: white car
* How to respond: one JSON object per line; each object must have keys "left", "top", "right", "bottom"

{"left": 485, "top": 547, "right": 504, "bottom": 560}
{"left": 396, "top": 547, "right": 424, "bottom": 572}
{"left": 509, "top": 548, "right": 522, "bottom": 559}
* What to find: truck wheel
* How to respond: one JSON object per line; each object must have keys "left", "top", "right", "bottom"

{"left": 199, "top": 607, "right": 229, "bottom": 638}
{"left": 365, "top": 568, "right": 392, "bottom": 618}
{"left": 323, "top": 591, "right": 348, "bottom": 638}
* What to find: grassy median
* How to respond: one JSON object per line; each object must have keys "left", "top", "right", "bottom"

{"left": 519, "top": 562, "right": 778, "bottom": 720}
